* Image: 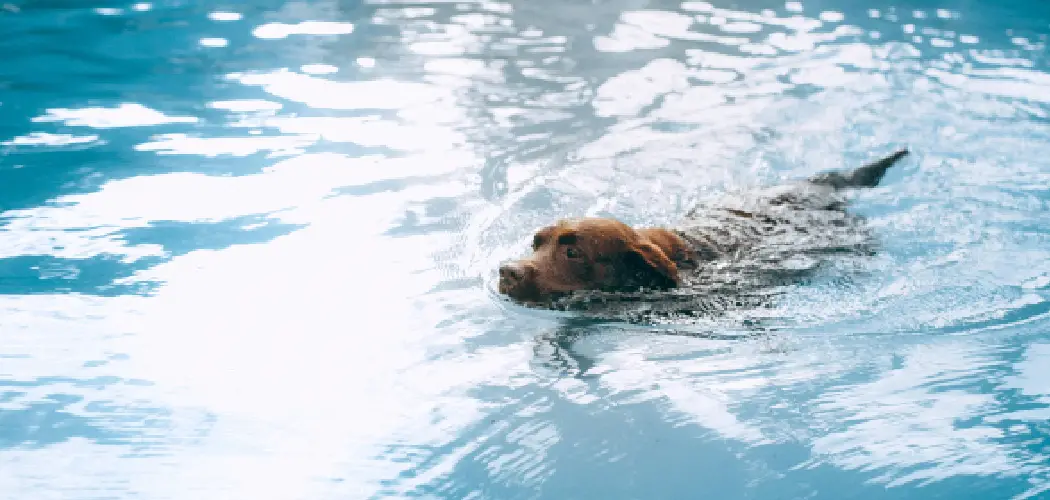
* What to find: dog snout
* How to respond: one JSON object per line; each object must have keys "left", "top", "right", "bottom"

{"left": 498, "top": 260, "right": 538, "bottom": 294}
{"left": 499, "top": 260, "right": 544, "bottom": 301}
{"left": 499, "top": 262, "right": 529, "bottom": 284}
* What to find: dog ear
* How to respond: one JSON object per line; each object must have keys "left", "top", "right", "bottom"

{"left": 621, "top": 241, "right": 680, "bottom": 290}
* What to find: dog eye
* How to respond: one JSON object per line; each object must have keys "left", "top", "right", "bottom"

{"left": 565, "top": 247, "right": 582, "bottom": 259}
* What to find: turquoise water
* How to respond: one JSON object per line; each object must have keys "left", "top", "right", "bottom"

{"left": 1, "top": 0, "right": 1049, "bottom": 498}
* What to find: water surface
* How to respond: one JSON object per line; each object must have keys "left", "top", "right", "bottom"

{"left": 1, "top": 0, "right": 1049, "bottom": 499}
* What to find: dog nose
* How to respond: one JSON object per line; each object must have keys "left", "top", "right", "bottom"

{"left": 499, "top": 262, "right": 526, "bottom": 283}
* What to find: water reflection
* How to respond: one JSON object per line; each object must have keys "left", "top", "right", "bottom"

{"left": 0, "top": 0, "right": 1049, "bottom": 498}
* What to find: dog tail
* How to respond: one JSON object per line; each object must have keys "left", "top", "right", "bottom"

{"left": 809, "top": 148, "right": 910, "bottom": 189}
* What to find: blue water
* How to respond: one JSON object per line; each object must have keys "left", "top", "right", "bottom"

{"left": 1, "top": 0, "right": 1049, "bottom": 498}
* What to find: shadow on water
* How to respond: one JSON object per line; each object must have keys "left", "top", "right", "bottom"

{"left": 530, "top": 317, "right": 770, "bottom": 378}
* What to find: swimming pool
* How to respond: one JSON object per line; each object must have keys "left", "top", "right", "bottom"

{"left": 1, "top": 0, "right": 1048, "bottom": 498}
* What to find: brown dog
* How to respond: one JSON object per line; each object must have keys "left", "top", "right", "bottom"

{"left": 499, "top": 149, "right": 909, "bottom": 305}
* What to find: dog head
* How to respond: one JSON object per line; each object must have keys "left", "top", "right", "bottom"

{"left": 498, "top": 218, "right": 683, "bottom": 303}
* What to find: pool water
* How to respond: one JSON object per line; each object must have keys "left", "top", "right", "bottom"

{"left": 1, "top": 0, "right": 1049, "bottom": 498}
